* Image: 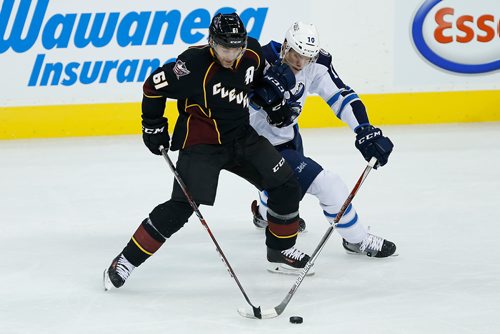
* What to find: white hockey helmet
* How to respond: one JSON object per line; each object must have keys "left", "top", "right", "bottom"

{"left": 281, "top": 22, "right": 320, "bottom": 61}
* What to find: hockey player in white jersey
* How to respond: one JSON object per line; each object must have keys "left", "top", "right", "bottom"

{"left": 250, "top": 22, "right": 396, "bottom": 266}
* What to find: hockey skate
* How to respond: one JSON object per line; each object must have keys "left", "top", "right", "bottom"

{"left": 267, "top": 246, "right": 315, "bottom": 276}
{"left": 103, "top": 253, "right": 135, "bottom": 291}
{"left": 342, "top": 233, "right": 396, "bottom": 258}
{"left": 251, "top": 200, "right": 306, "bottom": 232}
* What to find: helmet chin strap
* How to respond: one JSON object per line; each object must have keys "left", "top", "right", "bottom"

{"left": 280, "top": 40, "right": 290, "bottom": 60}
{"left": 210, "top": 39, "right": 246, "bottom": 68}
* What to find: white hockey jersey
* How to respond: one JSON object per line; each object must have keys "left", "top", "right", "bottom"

{"left": 249, "top": 40, "right": 369, "bottom": 146}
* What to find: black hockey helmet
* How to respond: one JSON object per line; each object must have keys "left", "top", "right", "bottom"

{"left": 209, "top": 13, "right": 247, "bottom": 48}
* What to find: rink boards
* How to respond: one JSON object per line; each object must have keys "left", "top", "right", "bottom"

{"left": 0, "top": 90, "right": 499, "bottom": 139}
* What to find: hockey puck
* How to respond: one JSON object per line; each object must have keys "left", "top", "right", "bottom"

{"left": 289, "top": 316, "right": 303, "bottom": 324}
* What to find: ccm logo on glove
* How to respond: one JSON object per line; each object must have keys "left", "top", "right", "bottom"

{"left": 355, "top": 125, "right": 393, "bottom": 167}
{"left": 264, "top": 75, "right": 285, "bottom": 94}
{"left": 142, "top": 125, "right": 165, "bottom": 135}
{"left": 142, "top": 117, "right": 170, "bottom": 155}
{"left": 357, "top": 129, "right": 381, "bottom": 144}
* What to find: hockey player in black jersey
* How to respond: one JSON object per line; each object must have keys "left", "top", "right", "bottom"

{"left": 249, "top": 22, "right": 396, "bottom": 258}
{"left": 104, "top": 13, "right": 312, "bottom": 290}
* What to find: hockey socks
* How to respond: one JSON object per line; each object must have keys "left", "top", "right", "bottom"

{"left": 122, "top": 218, "right": 166, "bottom": 267}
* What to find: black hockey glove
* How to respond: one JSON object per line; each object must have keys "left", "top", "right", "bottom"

{"left": 265, "top": 100, "right": 301, "bottom": 128}
{"left": 252, "top": 62, "right": 296, "bottom": 107}
{"left": 355, "top": 125, "right": 394, "bottom": 167}
{"left": 142, "top": 117, "right": 170, "bottom": 155}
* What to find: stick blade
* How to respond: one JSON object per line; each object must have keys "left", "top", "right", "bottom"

{"left": 237, "top": 307, "right": 258, "bottom": 319}
{"left": 237, "top": 307, "right": 279, "bottom": 319}
{"left": 260, "top": 308, "right": 280, "bottom": 319}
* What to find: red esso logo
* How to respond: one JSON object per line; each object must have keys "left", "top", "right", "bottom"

{"left": 434, "top": 8, "right": 498, "bottom": 43}
{"left": 412, "top": 0, "right": 499, "bottom": 73}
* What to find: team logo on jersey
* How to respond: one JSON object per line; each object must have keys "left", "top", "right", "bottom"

{"left": 288, "top": 82, "right": 305, "bottom": 103}
{"left": 213, "top": 82, "right": 249, "bottom": 107}
{"left": 173, "top": 60, "right": 190, "bottom": 79}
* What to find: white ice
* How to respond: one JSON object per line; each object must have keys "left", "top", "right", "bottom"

{"left": 1, "top": 123, "right": 499, "bottom": 334}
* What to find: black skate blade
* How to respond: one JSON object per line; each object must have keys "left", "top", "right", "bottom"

{"left": 344, "top": 250, "right": 399, "bottom": 257}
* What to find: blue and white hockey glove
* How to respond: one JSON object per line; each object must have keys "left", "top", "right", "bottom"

{"left": 355, "top": 125, "right": 394, "bottom": 167}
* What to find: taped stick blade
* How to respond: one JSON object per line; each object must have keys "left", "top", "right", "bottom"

{"left": 237, "top": 307, "right": 279, "bottom": 319}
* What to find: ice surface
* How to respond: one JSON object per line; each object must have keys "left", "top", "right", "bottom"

{"left": 1, "top": 123, "right": 499, "bottom": 334}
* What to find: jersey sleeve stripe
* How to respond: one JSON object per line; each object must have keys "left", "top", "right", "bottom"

{"left": 337, "top": 93, "right": 360, "bottom": 119}
{"left": 326, "top": 90, "right": 344, "bottom": 107}
{"left": 143, "top": 93, "right": 163, "bottom": 98}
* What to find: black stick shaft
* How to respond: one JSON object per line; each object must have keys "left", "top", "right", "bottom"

{"left": 159, "top": 146, "right": 262, "bottom": 318}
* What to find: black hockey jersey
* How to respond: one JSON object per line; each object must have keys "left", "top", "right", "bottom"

{"left": 142, "top": 37, "right": 265, "bottom": 151}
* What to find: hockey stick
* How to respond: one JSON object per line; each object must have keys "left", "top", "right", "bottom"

{"left": 159, "top": 146, "right": 263, "bottom": 319}
{"left": 238, "top": 157, "right": 378, "bottom": 319}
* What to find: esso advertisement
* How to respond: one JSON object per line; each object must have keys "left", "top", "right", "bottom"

{"left": 412, "top": 0, "right": 500, "bottom": 74}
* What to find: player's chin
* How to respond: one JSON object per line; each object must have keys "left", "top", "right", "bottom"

{"left": 221, "top": 61, "right": 234, "bottom": 68}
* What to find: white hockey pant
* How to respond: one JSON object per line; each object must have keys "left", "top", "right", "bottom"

{"left": 258, "top": 170, "right": 367, "bottom": 243}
